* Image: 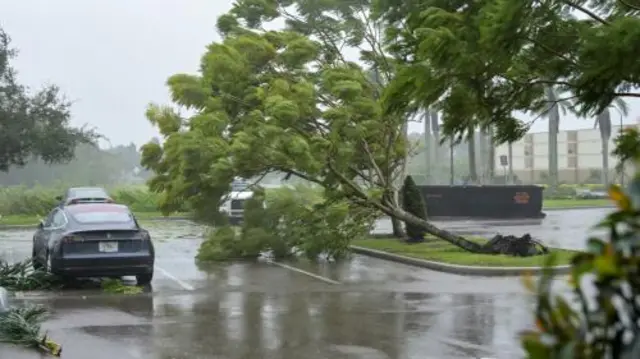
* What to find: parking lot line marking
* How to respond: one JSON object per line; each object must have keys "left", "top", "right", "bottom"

{"left": 267, "top": 260, "right": 340, "bottom": 285}
{"left": 155, "top": 266, "right": 195, "bottom": 291}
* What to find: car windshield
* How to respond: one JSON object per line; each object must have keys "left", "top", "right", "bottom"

{"left": 71, "top": 211, "right": 133, "bottom": 223}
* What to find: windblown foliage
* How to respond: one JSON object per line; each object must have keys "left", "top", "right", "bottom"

{"left": 141, "top": 0, "right": 485, "bottom": 251}
{"left": 378, "top": 0, "right": 640, "bottom": 144}
{"left": 0, "top": 27, "right": 98, "bottom": 171}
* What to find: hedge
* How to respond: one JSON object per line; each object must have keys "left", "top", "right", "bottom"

{"left": 0, "top": 185, "right": 184, "bottom": 216}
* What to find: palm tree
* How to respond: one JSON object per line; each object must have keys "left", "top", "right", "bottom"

{"left": 539, "top": 87, "right": 573, "bottom": 190}
{"left": 467, "top": 127, "right": 478, "bottom": 183}
{"left": 507, "top": 141, "right": 514, "bottom": 183}
{"left": 430, "top": 110, "right": 440, "bottom": 182}
{"left": 423, "top": 112, "right": 431, "bottom": 184}
{"left": 487, "top": 127, "right": 495, "bottom": 181}
{"left": 594, "top": 98, "right": 628, "bottom": 185}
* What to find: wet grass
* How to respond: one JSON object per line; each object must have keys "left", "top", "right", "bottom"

{"left": 0, "top": 211, "right": 189, "bottom": 226}
{"left": 352, "top": 237, "right": 577, "bottom": 267}
{"left": 543, "top": 198, "right": 612, "bottom": 209}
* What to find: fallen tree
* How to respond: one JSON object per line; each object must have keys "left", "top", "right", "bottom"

{"left": 140, "top": 0, "right": 496, "bottom": 253}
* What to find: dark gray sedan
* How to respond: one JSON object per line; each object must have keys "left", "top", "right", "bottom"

{"left": 31, "top": 203, "right": 155, "bottom": 285}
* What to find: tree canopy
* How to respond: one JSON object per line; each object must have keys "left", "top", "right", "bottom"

{"left": 141, "top": 0, "right": 483, "bottom": 251}
{"left": 0, "top": 27, "right": 97, "bottom": 172}
{"left": 378, "top": 0, "right": 640, "bottom": 144}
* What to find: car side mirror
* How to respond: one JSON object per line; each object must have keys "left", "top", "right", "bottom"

{"left": 55, "top": 195, "right": 62, "bottom": 201}
{"left": 38, "top": 220, "right": 44, "bottom": 229}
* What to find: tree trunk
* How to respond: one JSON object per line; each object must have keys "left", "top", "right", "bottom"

{"left": 371, "top": 187, "right": 483, "bottom": 252}
{"left": 468, "top": 129, "right": 478, "bottom": 182}
{"left": 390, "top": 118, "right": 410, "bottom": 238}
{"left": 430, "top": 111, "right": 440, "bottom": 183}
{"left": 602, "top": 140, "right": 609, "bottom": 185}
{"left": 423, "top": 112, "right": 431, "bottom": 184}
{"left": 545, "top": 87, "right": 559, "bottom": 191}
{"left": 487, "top": 128, "right": 495, "bottom": 181}
{"left": 478, "top": 129, "right": 487, "bottom": 184}
{"left": 508, "top": 142, "right": 514, "bottom": 184}
{"left": 387, "top": 205, "right": 483, "bottom": 252}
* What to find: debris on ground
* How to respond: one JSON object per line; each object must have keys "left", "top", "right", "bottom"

{"left": 481, "top": 233, "right": 549, "bottom": 256}
{"left": 0, "top": 260, "right": 61, "bottom": 291}
{"left": 0, "top": 304, "right": 62, "bottom": 356}
{"left": 101, "top": 278, "right": 143, "bottom": 295}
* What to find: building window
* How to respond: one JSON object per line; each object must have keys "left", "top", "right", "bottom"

{"left": 567, "top": 142, "right": 577, "bottom": 155}
{"left": 525, "top": 157, "right": 534, "bottom": 169}
{"left": 568, "top": 156, "right": 577, "bottom": 168}
{"left": 567, "top": 130, "right": 577, "bottom": 142}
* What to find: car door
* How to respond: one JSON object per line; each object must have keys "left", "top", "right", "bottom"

{"left": 35, "top": 209, "right": 59, "bottom": 260}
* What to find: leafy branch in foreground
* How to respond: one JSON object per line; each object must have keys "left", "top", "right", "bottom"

{"left": 0, "top": 305, "right": 62, "bottom": 356}
{"left": 522, "top": 174, "right": 640, "bottom": 358}
{"left": 0, "top": 260, "right": 61, "bottom": 291}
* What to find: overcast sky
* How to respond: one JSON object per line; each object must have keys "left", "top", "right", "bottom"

{"left": 2, "top": 0, "right": 639, "bottom": 146}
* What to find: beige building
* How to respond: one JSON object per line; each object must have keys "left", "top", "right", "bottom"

{"left": 494, "top": 123, "right": 639, "bottom": 184}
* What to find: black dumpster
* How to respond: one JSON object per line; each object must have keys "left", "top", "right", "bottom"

{"left": 417, "top": 185, "right": 544, "bottom": 219}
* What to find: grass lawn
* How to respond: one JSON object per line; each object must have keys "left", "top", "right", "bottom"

{"left": 543, "top": 198, "right": 613, "bottom": 209}
{"left": 0, "top": 212, "right": 189, "bottom": 226}
{"left": 352, "top": 237, "right": 577, "bottom": 267}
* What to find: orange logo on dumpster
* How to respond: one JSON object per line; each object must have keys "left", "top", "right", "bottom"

{"left": 514, "top": 192, "right": 530, "bottom": 204}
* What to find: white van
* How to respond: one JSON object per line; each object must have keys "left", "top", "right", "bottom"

{"left": 219, "top": 190, "right": 253, "bottom": 224}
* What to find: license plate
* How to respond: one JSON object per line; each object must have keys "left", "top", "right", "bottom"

{"left": 99, "top": 241, "right": 118, "bottom": 253}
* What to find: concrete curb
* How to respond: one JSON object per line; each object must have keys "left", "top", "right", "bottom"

{"left": 543, "top": 205, "right": 613, "bottom": 211}
{"left": 350, "top": 246, "right": 571, "bottom": 277}
{"left": 0, "top": 216, "right": 193, "bottom": 230}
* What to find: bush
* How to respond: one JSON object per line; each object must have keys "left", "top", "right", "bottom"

{"left": 0, "top": 185, "right": 189, "bottom": 216}
{"left": 195, "top": 185, "right": 377, "bottom": 262}
{"left": 402, "top": 175, "right": 428, "bottom": 242}
{"left": 523, "top": 130, "right": 640, "bottom": 356}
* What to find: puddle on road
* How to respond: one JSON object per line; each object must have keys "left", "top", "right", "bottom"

{"left": 0, "top": 214, "right": 599, "bottom": 358}
{"left": 9, "top": 289, "right": 532, "bottom": 358}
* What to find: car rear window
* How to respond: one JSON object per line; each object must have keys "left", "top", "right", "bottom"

{"left": 70, "top": 189, "right": 109, "bottom": 198}
{"left": 71, "top": 211, "right": 133, "bottom": 223}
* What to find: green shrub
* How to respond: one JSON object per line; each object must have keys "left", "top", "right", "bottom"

{"left": 524, "top": 128, "right": 640, "bottom": 359}
{"left": 401, "top": 175, "right": 428, "bottom": 242}
{"left": 195, "top": 184, "right": 377, "bottom": 262}
{"left": 196, "top": 226, "right": 239, "bottom": 262}
{"left": 0, "top": 185, "right": 189, "bottom": 216}
{"left": 523, "top": 181, "right": 640, "bottom": 357}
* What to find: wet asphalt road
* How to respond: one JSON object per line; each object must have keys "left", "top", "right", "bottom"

{"left": 0, "top": 208, "right": 610, "bottom": 359}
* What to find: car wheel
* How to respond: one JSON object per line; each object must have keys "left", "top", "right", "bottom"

{"left": 136, "top": 272, "right": 153, "bottom": 286}
{"left": 31, "top": 247, "right": 43, "bottom": 270}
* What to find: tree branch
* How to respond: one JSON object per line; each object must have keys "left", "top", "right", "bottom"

{"left": 619, "top": 0, "right": 640, "bottom": 11}
{"left": 561, "top": 0, "right": 610, "bottom": 25}
{"left": 613, "top": 92, "right": 640, "bottom": 98}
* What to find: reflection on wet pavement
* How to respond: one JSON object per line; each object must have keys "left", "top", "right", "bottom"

{"left": 0, "top": 212, "right": 591, "bottom": 358}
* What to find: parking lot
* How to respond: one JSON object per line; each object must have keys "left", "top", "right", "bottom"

{"left": 0, "top": 209, "right": 604, "bottom": 359}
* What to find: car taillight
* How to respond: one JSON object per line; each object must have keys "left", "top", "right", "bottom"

{"left": 62, "top": 235, "right": 82, "bottom": 243}
{"left": 105, "top": 198, "right": 114, "bottom": 203}
{"left": 69, "top": 199, "right": 79, "bottom": 205}
{"left": 139, "top": 231, "right": 151, "bottom": 241}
